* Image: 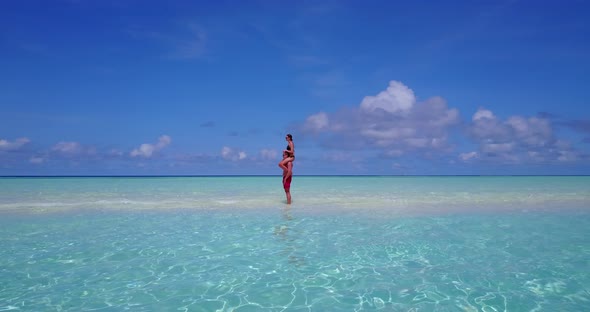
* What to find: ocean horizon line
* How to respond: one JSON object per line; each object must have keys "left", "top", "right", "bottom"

{"left": 1, "top": 174, "right": 589, "bottom": 178}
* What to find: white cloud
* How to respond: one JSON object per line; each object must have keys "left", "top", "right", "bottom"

{"left": 221, "top": 146, "right": 247, "bottom": 161}
{"left": 459, "top": 151, "right": 478, "bottom": 161}
{"left": 50, "top": 141, "right": 97, "bottom": 160}
{"left": 558, "top": 150, "right": 578, "bottom": 162}
{"left": 130, "top": 135, "right": 171, "bottom": 158}
{"left": 385, "top": 150, "right": 404, "bottom": 157}
{"left": 527, "top": 151, "right": 544, "bottom": 162}
{"left": 472, "top": 108, "right": 495, "bottom": 121}
{"left": 507, "top": 116, "right": 551, "bottom": 147}
{"left": 0, "top": 137, "right": 30, "bottom": 151}
{"left": 322, "top": 151, "right": 359, "bottom": 162}
{"left": 29, "top": 156, "right": 45, "bottom": 164}
{"left": 470, "top": 109, "right": 552, "bottom": 147}
{"left": 299, "top": 81, "right": 586, "bottom": 166}
{"left": 52, "top": 141, "right": 82, "bottom": 154}
{"left": 300, "top": 81, "right": 460, "bottom": 156}
{"left": 466, "top": 108, "right": 578, "bottom": 163}
{"left": 360, "top": 80, "right": 415, "bottom": 114}
{"left": 303, "top": 112, "right": 329, "bottom": 133}
{"left": 221, "top": 146, "right": 232, "bottom": 159}
{"left": 259, "top": 149, "right": 277, "bottom": 160}
{"left": 481, "top": 142, "right": 514, "bottom": 154}
{"left": 392, "top": 162, "right": 404, "bottom": 169}
{"left": 469, "top": 109, "right": 510, "bottom": 141}
{"left": 553, "top": 140, "right": 580, "bottom": 162}
{"left": 360, "top": 127, "right": 416, "bottom": 142}
{"left": 109, "top": 149, "right": 124, "bottom": 157}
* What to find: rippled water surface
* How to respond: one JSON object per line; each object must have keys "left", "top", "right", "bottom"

{"left": 1, "top": 177, "right": 589, "bottom": 311}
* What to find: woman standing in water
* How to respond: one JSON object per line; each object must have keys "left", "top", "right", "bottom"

{"left": 278, "top": 134, "right": 294, "bottom": 172}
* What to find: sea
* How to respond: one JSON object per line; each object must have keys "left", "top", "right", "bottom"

{"left": 0, "top": 176, "right": 589, "bottom": 311}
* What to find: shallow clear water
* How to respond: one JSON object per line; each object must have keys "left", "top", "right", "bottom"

{"left": 1, "top": 176, "right": 589, "bottom": 311}
{"left": 1, "top": 176, "right": 588, "bottom": 214}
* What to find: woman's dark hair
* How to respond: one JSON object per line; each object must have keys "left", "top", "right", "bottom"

{"left": 286, "top": 134, "right": 293, "bottom": 140}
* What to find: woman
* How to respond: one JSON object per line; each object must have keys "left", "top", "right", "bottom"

{"left": 278, "top": 134, "right": 294, "bottom": 172}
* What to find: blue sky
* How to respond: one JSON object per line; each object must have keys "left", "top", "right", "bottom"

{"left": 1, "top": 0, "right": 589, "bottom": 175}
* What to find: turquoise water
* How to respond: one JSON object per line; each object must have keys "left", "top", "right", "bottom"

{"left": 1, "top": 176, "right": 589, "bottom": 311}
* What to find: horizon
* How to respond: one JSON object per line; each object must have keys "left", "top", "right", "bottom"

{"left": 2, "top": 174, "right": 589, "bottom": 178}
{"left": 2, "top": 1, "right": 590, "bottom": 176}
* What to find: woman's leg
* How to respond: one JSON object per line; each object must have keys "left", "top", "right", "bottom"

{"left": 279, "top": 159, "right": 288, "bottom": 171}
{"left": 279, "top": 157, "right": 294, "bottom": 171}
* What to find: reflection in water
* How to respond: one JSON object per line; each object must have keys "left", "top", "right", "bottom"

{"left": 274, "top": 205, "right": 305, "bottom": 267}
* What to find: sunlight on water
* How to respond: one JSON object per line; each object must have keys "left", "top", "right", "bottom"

{"left": 1, "top": 177, "right": 589, "bottom": 311}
